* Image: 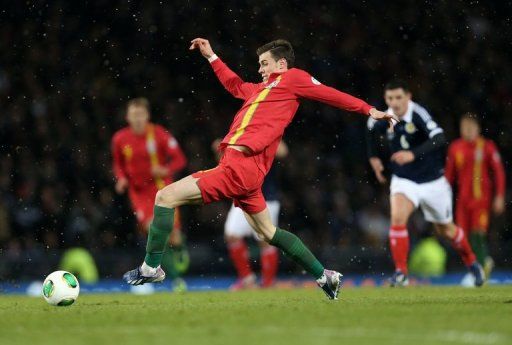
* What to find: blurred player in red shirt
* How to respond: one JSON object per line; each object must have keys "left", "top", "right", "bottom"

{"left": 112, "top": 98, "right": 189, "bottom": 290}
{"left": 446, "top": 113, "right": 506, "bottom": 277}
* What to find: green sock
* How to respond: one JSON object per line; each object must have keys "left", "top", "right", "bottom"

{"left": 161, "top": 245, "right": 179, "bottom": 279}
{"left": 470, "top": 232, "right": 488, "bottom": 265}
{"left": 270, "top": 228, "right": 324, "bottom": 279}
{"left": 144, "top": 206, "right": 175, "bottom": 268}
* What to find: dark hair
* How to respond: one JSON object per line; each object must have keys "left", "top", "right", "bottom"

{"left": 127, "top": 97, "right": 150, "bottom": 112}
{"left": 384, "top": 79, "right": 410, "bottom": 92}
{"left": 256, "top": 39, "right": 295, "bottom": 68}
{"left": 460, "top": 112, "right": 480, "bottom": 125}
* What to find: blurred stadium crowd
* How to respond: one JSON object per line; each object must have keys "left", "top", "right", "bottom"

{"left": 0, "top": 1, "right": 510, "bottom": 279}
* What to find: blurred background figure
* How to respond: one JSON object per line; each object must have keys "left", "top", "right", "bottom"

{"left": 446, "top": 113, "right": 506, "bottom": 278}
{"left": 111, "top": 98, "right": 189, "bottom": 291}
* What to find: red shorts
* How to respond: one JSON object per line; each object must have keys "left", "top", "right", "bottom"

{"left": 128, "top": 186, "right": 182, "bottom": 230}
{"left": 192, "top": 148, "right": 266, "bottom": 214}
{"left": 455, "top": 199, "right": 490, "bottom": 233}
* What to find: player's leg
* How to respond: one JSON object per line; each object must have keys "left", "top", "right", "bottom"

{"left": 421, "top": 177, "right": 484, "bottom": 286}
{"left": 389, "top": 193, "right": 415, "bottom": 286}
{"left": 241, "top": 196, "right": 341, "bottom": 299}
{"left": 255, "top": 200, "right": 280, "bottom": 288}
{"left": 224, "top": 204, "right": 256, "bottom": 290}
{"left": 124, "top": 175, "right": 203, "bottom": 285}
{"left": 162, "top": 209, "right": 190, "bottom": 292}
{"left": 388, "top": 176, "right": 418, "bottom": 286}
{"left": 468, "top": 206, "right": 492, "bottom": 276}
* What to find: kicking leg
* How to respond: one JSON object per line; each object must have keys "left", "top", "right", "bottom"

{"left": 124, "top": 175, "right": 203, "bottom": 285}
{"left": 244, "top": 209, "right": 341, "bottom": 300}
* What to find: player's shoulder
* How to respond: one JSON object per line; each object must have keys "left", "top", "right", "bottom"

{"left": 484, "top": 137, "right": 499, "bottom": 150}
{"left": 286, "top": 68, "right": 317, "bottom": 82}
{"left": 449, "top": 138, "right": 464, "bottom": 149}
{"left": 411, "top": 101, "right": 434, "bottom": 122}
{"left": 153, "top": 123, "right": 168, "bottom": 134}
{"left": 113, "top": 127, "right": 131, "bottom": 141}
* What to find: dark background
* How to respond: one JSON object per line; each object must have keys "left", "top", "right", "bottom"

{"left": 0, "top": 1, "right": 511, "bottom": 280}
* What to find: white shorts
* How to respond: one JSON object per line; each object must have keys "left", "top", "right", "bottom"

{"left": 224, "top": 200, "right": 281, "bottom": 241}
{"left": 390, "top": 175, "right": 453, "bottom": 224}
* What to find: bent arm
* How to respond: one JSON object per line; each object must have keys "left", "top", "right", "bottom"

{"left": 366, "top": 118, "right": 382, "bottom": 158}
{"left": 111, "top": 136, "right": 127, "bottom": 181}
{"left": 411, "top": 132, "right": 447, "bottom": 157}
{"left": 209, "top": 56, "right": 259, "bottom": 100}
{"left": 489, "top": 142, "right": 506, "bottom": 197}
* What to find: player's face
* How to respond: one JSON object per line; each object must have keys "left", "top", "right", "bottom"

{"left": 258, "top": 51, "right": 287, "bottom": 83}
{"left": 384, "top": 88, "right": 411, "bottom": 117}
{"left": 460, "top": 118, "right": 480, "bottom": 141}
{"left": 126, "top": 105, "right": 150, "bottom": 134}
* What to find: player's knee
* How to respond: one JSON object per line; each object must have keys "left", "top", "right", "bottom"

{"left": 434, "top": 223, "right": 454, "bottom": 238}
{"left": 155, "top": 185, "right": 178, "bottom": 208}
{"left": 225, "top": 234, "right": 241, "bottom": 243}
{"left": 390, "top": 213, "right": 408, "bottom": 226}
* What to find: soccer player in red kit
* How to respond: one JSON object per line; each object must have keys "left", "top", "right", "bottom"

{"left": 112, "top": 98, "right": 189, "bottom": 289}
{"left": 446, "top": 113, "right": 506, "bottom": 277}
{"left": 123, "top": 38, "right": 397, "bottom": 300}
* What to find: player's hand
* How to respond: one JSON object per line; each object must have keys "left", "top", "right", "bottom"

{"left": 369, "top": 157, "right": 387, "bottom": 184}
{"left": 189, "top": 38, "right": 215, "bottom": 59}
{"left": 115, "top": 178, "right": 129, "bottom": 194}
{"left": 151, "top": 165, "right": 169, "bottom": 178}
{"left": 391, "top": 150, "right": 415, "bottom": 165}
{"left": 493, "top": 195, "right": 505, "bottom": 215}
{"left": 369, "top": 108, "right": 399, "bottom": 132}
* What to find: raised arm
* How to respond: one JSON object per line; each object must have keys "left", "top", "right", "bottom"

{"left": 289, "top": 69, "right": 398, "bottom": 128}
{"left": 190, "top": 38, "right": 259, "bottom": 100}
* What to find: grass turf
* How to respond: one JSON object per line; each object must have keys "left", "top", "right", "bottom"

{"left": 1, "top": 286, "right": 511, "bottom": 345}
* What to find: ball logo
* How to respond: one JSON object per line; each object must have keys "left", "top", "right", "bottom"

{"left": 311, "top": 77, "right": 321, "bottom": 85}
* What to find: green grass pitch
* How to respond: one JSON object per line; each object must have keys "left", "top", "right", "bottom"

{"left": 1, "top": 286, "right": 511, "bottom": 345}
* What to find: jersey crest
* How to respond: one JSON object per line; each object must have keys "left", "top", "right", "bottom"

{"left": 405, "top": 122, "right": 416, "bottom": 134}
{"left": 122, "top": 145, "right": 133, "bottom": 161}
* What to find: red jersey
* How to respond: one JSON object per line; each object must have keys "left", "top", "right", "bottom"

{"left": 112, "top": 123, "right": 187, "bottom": 190}
{"left": 210, "top": 57, "right": 373, "bottom": 173}
{"left": 446, "top": 137, "right": 505, "bottom": 203}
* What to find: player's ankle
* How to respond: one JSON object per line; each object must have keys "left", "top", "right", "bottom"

{"left": 141, "top": 262, "right": 158, "bottom": 275}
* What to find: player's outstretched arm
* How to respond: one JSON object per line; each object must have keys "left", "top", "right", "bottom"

{"left": 290, "top": 69, "right": 398, "bottom": 130}
{"left": 189, "top": 38, "right": 258, "bottom": 100}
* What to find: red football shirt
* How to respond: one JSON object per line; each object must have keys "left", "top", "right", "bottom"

{"left": 210, "top": 57, "right": 373, "bottom": 173}
{"left": 112, "top": 123, "right": 187, "bottom": 191}
{"left": 445, "top": 137, "right": 506, "bottom": 203}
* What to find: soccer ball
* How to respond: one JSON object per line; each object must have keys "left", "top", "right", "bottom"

{"left": 42, "top": 271, "right": 80, "bottom": 306}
